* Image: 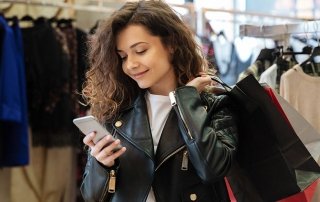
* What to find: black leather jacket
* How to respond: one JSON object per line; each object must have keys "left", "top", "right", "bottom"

{"left": 81, "top": 86, "right": 238, "bottom": 202}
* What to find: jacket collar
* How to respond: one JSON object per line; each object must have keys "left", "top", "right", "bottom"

{"left": 113, "top": 92, "right": 154, "bottom": 159}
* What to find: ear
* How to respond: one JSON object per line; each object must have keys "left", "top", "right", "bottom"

{"left": 169, "top": 46, "right": 174, "bottom": 54}
{"left": 168, "top": 46, "right": 175, "bottom": 62}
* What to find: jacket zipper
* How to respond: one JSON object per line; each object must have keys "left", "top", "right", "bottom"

{"left": 169, "top": 91, "right": 193, "bottom": 140}
{"left": 108, "top": 170, "right": 116, "bottom": 193}
{"left": 99, "top": 169, "right": 116, "bottom": 202}
{"left": 155, "top": 146, "right": 186, "bottom": 171}
{"left": 181, "top": 150, "right": 189, "bottom": 171}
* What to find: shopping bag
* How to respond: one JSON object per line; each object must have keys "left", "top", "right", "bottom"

{"left": 224, "top": 177, "right": 236, "bottom": 202}
{"left": 263, "top": 87, "right": 320, "bottom": 201}
{"left": 211, "top": 74, "right": 320, "bottom": 202}
{"left": 277, "top": 179, "right": 319, "bottom": 202}
{"left": 312, "top": 180, "right": 320, "bottom": 202}
{"left": 265, "top": 87, "right": 320, "bottom": 165}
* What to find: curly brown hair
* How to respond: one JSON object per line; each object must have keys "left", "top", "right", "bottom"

{"left": 82, "top": 0, "right": 209, "bottom": 122}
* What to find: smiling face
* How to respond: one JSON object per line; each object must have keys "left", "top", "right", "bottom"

{"left": 116, "top": 24, "right": 177, "bottom": 96}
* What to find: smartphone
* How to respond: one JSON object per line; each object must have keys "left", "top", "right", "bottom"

{"left": 73, "top": 115, "right": 122, "bottom": 151}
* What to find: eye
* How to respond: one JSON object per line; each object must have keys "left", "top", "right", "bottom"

{"left": 118, "top": 53, "right": 127, "bottom": 61}
{"left": 120, "top": 56, "right": 127, "bottom": 61}
{"left": 136, "top": 49, "right": 147, "bottom": 54}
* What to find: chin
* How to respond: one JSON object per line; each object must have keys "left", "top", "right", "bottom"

{"left": 137, "top": 82, "right": 151, "bottom": 89}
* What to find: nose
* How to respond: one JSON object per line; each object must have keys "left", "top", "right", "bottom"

{"left": 125, "top": 55, "right": 138, "bottom": 70}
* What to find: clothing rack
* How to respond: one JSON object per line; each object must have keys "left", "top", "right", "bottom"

{"left": 202, "top": 8, "right": 311, "bottom": 21}
{"left": 0, "top": 0, "right": 116, "bottom": 13}
{"left": 0, "top": 0, "right": 195, "bottom": 14}
{"left": 239, "top": 20, "right": 320, "bottom": 38}
{"left": 198, "top": 7, "right": 311, "bottom": 38}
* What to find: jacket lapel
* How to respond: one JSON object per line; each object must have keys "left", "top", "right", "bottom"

{"left": 113, "top": 93, "right": 154, "bottom": 159}
{"left": 155, "top": 109, "right": 185, "bottom": 168}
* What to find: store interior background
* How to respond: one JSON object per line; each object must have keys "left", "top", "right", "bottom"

{"left": 1, "top": 0, "right": 320, "bottom": 202}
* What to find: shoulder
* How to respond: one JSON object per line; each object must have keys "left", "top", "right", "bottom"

{"left": 200, "top": 91, "right": 232, "bottom": 108}
{"left": 200, "top": 91, "right": 240, "bottom": 119}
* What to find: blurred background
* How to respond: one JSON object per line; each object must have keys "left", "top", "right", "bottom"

{"left": 1, "top": 0, "right": 320, "bottom": 202}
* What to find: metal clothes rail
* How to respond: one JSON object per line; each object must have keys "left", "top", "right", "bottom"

{"left": 0, "top": 0, "right": 116, "bottom": 13}
{"left": 239, "top": 21, "right": 320, "bottom": 38}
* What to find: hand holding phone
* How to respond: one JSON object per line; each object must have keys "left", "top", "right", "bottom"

{"left": 73, "top": 115, "right": 122, "bottom": 152}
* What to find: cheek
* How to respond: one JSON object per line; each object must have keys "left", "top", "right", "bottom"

{"left": 122, "top": 64, "right": 128, "bottom": 75}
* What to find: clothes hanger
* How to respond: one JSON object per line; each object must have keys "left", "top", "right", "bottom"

{"left": 57, "top": 18, "right": 74, "bottom": 28}
{"left": 18, "top": 2, "right": 34, "bottom": 27}
{"left": 256, "top": 48, "right": 276, "bottom": 63}
{"left": 217, "top": 30, "right": 227, "bottom": 40}
{"left": 275, "top": 45, "right": 311, "bottom": 56}
{"left": 299, "top": 46, "right": 320, "bottom": 76}
{"left": 274, "top": 45, "right": 311, "bottom": 67}
{"left": 299, "top": 22, "right": 320, "bottom": 76}
{"left": 20, "top": 14, "right": 34, "bottom": 22}
{"left": 300, "top": 46, "right": 320, "bottom": 66}
{"left": 19, "top": 14, "right": 34, "bottom": 28}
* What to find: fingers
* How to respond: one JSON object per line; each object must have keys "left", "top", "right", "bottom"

{"left": 98, "top": 147, "right": 127, "bottom": 167}
{"left": 187, "top": 75, "right": 212, "bottom": 92}
{"left": 91, "top": 135, "right": 113, "bottom": 155}
{"left": 90, "top": 135, "right": 115, "bottom": 156}
{"left": 85, "top": 134, "right": 126, "bottom": 167}
{"left": 83, "top": 132, "right": 96, "bottom": 147}
{"left": 196, "top": 71, "right": 207, "bottom": 77}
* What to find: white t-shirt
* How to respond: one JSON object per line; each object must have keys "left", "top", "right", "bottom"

{"left": 145, "top": 91, "right": 172, "bottom": 202}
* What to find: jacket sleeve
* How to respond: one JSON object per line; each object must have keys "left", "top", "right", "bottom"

{"left": 170, "top": 86, "right": 239, "bottom": 184}
{"left": 80, "top": 149, "right": 117, "bottom": 202}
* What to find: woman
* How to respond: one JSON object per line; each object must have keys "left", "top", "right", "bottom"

{"left": 80, "top": 1, "right": 238, "bottom": 201}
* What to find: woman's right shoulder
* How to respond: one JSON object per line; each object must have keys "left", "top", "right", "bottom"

{"left": 200, "top": 90, "right": 237, "bottom": 112}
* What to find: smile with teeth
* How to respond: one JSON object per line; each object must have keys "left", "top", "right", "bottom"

{"left": 132, "top": 70, "right": 149, "bottom": 79}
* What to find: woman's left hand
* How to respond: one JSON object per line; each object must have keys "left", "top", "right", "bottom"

{"left": 186, "top": 72, "right": 214, "bottom": 92}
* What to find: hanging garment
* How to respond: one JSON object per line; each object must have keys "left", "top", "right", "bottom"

{"left": 259, "top": 63, "right": 278, "bottom": 90}
{"left": 238, "top": 48, "right": 275, "bottom": 82}
{"left": 213, "top": 36, "right": 234, "bottom": 84}
{"left": 57, "top": 20, "right": 80, "bottom": 117}
{"left": 76, "top": 28, "right": 90, "bottom": 115}
{"left": 10, "top": 143, "right": 77, "bottom": 202}
{"left": 280, "top": 64, "right": 320, "bottom": 133}
{"left": 260, "top": 57, "right": 297, "bottom": 93}
{"left": 0, "top": 16, "right": 29, "bottom": 167}
{"left": 0, "top": 168, "right": 11, "bottom": 201}
{"left": 21, "top": 18, "right": 75, "bottom": 147}
{"left": 199, "top": 35, "right": 219, "bottom": 70}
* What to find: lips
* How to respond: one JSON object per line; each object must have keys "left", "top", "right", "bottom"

{"left": 132, "top": 70, "right": 149, "bottom": 79}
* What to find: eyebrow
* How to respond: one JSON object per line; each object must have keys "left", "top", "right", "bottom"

{"left": 117, "top": 42, "right": 147, "bottom": 52}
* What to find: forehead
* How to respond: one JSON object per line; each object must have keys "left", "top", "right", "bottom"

{"left": 116, "top": 24, "right": 162, "bottom": 50}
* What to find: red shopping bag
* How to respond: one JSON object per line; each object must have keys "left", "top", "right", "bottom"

{"left": 225, "top": 177, "right": 236, "bottom": 202}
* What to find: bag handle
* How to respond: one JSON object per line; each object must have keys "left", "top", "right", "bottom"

{"left": 210, "top": 75, "right": 232, "bottom": 92}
